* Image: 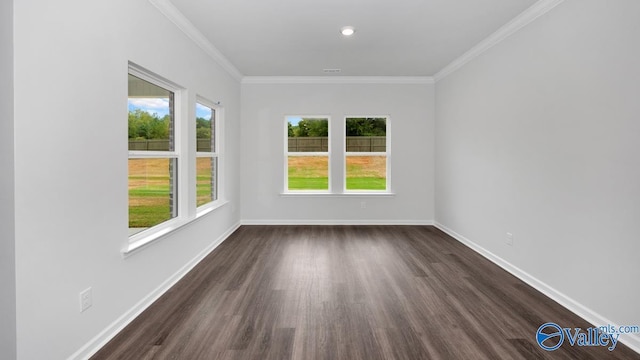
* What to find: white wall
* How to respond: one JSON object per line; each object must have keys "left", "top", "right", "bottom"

{"left": 241, "top": 82, "right": 434, "bottom": 224}
{"left": 1, "top": 0, "right": 17, "bottom": 359}
{"left": 13, "top": 0, "right": 241, "bottom": 359}
{"left": 435, "top": 0, "right": 640, "bottom": 346}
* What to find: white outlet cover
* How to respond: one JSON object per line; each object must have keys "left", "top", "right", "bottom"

{"left": 80, "top": 287, "right": 92, "bottom": 312}
{"left": 506, "top": 233, "right": 514, "bottom": 246}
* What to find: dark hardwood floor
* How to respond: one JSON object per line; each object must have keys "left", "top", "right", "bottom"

{"left": 92, "top": 226, "right": 639, "bottom": 359}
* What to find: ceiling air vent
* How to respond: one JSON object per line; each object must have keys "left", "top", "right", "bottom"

{"left": 323, "top": 69, "right": 341, "bottom": 74}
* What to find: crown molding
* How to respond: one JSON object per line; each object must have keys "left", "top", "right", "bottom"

{"left": 147, "top": 0, "right": 563, "bottom": 85}
{"left": 148, "top": 0, "right": 244, "bottom": 82}
{"left": 434, "top": 0, "right": 565, "bottom": 82}
{"left": 241, "top": 76, "right": 435, "bottom": 85}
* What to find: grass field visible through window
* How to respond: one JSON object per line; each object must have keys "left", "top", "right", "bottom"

{"left": 129, "top": 159, "right": 173, "bottom": 232}
{"left": 129, "top": 158, "right": 215, "bottom": 231}
{"left": 196, "top": 157, "right": 214, "bottom": 207}
{"left": 346, "top": 156, "right": 386, "bottom": 190}
{"left": 288, "top": 156, "right": 328, "bottom": 190}
{"left": 287, "top": 156, "right": 386, "bottom": 191}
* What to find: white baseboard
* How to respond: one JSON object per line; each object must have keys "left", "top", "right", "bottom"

{"left": 241, "top": 219, "right": 434, "bottom": 226}
{"left": 69, "top": 222, "right": 241, "bottom": 360}
{"left": 434, "top": 222, "right": 640, "bottom": 355}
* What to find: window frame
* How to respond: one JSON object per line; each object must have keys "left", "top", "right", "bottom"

{"left": 124, "top": 63, "right": 229, "bottom": 256}
{"left": 343, "top": 116, "right": 391, "bottom": 193}
{"left": 284, "top": 115, "right": 331, "bottom": 193}
{"left": 195, "top": 96, "right": 222, "bottom": 212}
{"left": 127, "top": 63, "right": 187, "bottom": 251}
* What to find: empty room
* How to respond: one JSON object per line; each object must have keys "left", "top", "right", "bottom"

{"left": 1, "top": 0, "right": 639, "bottom": 359}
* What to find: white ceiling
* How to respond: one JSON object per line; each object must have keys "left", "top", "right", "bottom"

{"left": 169, "top": 0, "right": 538, "bottom": 77}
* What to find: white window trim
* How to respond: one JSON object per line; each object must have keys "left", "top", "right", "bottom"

{"left": 195, "top": 96, "right": 224, "bottom": 212}
{"left": 344, "top": 115, "right": 391, "bottom": 194}
{"left": 284, "top": 115, "right": 331, "bottom": 193}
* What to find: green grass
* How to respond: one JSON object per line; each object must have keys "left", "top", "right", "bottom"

{"left": 130, "top": 156, "right": 386, "bottom": 228}
{"left": 288, "top": 177, "right": 329, "bottom": 190}
{"left": 130, "top": 183, "right": 215, "bottom": 226}
{"left": 196, "top": 182, "right": 213, "bottom": 196}
{"left": 129, "top": 205, "right": 171, "bottom": 228}
{"left": 287, "top": 155, "right": 386, "bottom": 191}
{"left": 346, "top": 177, "right": 386, "bottom": 190}
{"left": 129, "top": 175, "right": 215, "bottom": 227}
{"left": 287, "top": 177, "right": 386, "bottom": 190}
{"left": 129, "top": 186, "right": 169, "bottom": 196}
{"left": 196, "top": 174, "right": 213, "bottom": 206}
{"left": 129, "top": 185, "right": 172, "bottom": 228}
{"left": 287, "top": 156, "right": 329, "bottom": 190}
{"left": 345, "top": 156, "right": 386, "bottom": 191}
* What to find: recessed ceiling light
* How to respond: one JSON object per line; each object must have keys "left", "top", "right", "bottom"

{"left": 341, "top": 26, "right": 355, "bottom": 36}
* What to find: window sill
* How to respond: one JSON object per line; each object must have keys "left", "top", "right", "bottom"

{"left": 122, "top": 200, "right": 229, "bottom": 257}
{"left": 196, "top": 199, "right": 228, "bottom": 218}
{"left": 280, "top": 192, "right": 395, "bottom": 197}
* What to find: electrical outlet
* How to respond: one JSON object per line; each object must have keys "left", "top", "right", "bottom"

{"left": 506, "top": 233, "right": 514, "bottom": 246}
{"left": 360, "top": 201, "right": 366, "bottom": 209}
{"left": 80, "top": 287, "right": 92, "bottom": 312}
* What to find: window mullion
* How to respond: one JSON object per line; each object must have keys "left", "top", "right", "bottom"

{"left": 195, "top": 99, "right": 219, "bottom": 207}
{"left": 129, "top": 151, "right": 178, "bottom": 159}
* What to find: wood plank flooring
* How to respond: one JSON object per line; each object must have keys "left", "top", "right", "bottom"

{"left": 92, "top": 226, "right": 639, "bottom": 359}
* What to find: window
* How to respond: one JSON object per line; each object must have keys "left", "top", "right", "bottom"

{"left": 127, "top": 68, "right": 181, "bottom": 236}
{"left": 125, "top": 64, "right": 229, "bottom": 254}
{"left": 286, "top": 116, "right": 330, "bottom": 191}
{"left": 345, "top": 117, "right": 389, "bottom": 191}
{"left": 196, "top": 99, "right": 219, "bottom": 207}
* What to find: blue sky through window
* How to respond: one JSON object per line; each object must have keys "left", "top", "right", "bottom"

{"left": 287, "top": 116, "right": 302, "bottom": 126}
{"left": 128, "top": 99, "right": 213, "bottom": 120}
{"left": 128, "top": 98, "right": 170, "bottom": 118}
{"left": 196, "top": 103, "right": 212, "bottom": 120}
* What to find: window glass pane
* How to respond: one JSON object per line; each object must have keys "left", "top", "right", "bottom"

{"left": 196, "top": 103, "right": 214, "bottom": 152}
{"left": 196, "top": 157, "right": 217, "bottom": 207}
{"left": 345, "top": 117, "right": 386, "bottom": 152}
{"left": 287, "top": 117, "right": 329, "bottom": 152}
{"left": 128, "top": 158, "right": 177, "bottom": 235}
{"left": 345, "top": 156, "right": 386, "bottom": 190}
{"left": 288, "top": 156, "right": 328, "bottom": 190}
{"left": 128, "top": 74, "right": 174, "bottom": 151}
